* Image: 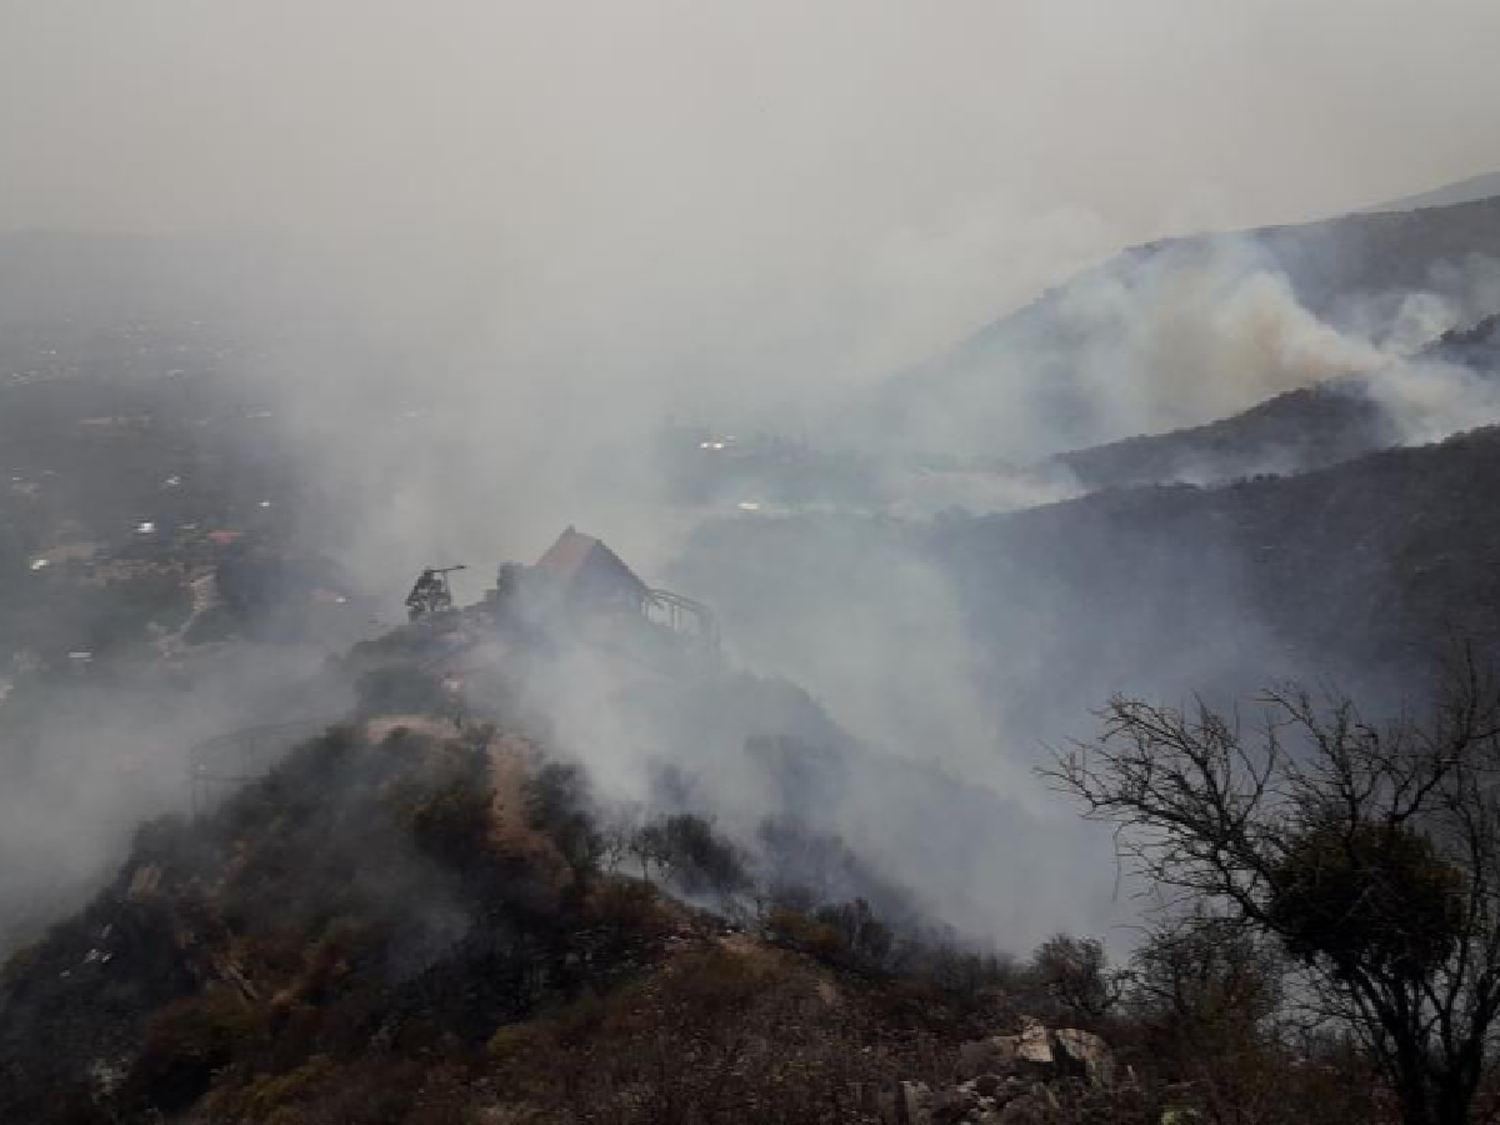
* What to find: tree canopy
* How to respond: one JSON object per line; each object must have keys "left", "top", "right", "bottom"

{"left": 1048, "top": 654, "right": 1500, "bottom": 1125}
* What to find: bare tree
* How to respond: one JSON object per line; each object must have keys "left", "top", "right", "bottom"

{"left": 1046, "top": 653, "right": 1500, "bottom": 1125}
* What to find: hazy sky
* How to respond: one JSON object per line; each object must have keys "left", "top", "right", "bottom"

{"left": 3, "top": 0, "right": 1498, "bottom": 384}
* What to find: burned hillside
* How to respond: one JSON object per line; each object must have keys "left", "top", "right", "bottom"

{"left": 0, "top": 668, "right": 1385, "bottom": 1125}
{"left": 2, "top": 646, "right": 1403, "bottom": 1125}
{"left": 0, "top": 654, "right": 1036, "bottom": 1124}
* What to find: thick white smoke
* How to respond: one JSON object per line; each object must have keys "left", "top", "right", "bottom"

{"left": 870, "top": 235, "right": 1500, "bottom": 467}
{"left": 3, "top": 0, "right": 1500, "bottom": 959}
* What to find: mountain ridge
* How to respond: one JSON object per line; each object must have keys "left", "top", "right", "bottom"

{"left": 841, "top": 195, "right": 1500, "bottom": 462}
{"left": 1361, "top": 169, "right": 1500, "bottom": 214}
{"left": 1046, "top": 312, "right": 1500, "bottom": 491}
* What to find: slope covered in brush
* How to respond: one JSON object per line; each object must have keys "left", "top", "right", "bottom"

{"left": 0, "top": 695, "right": 1037, "bottom": 1123}
{"left": 676, "top": 424, "right": 1500, "bottom": 758}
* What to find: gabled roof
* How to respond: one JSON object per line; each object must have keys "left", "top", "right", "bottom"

{"left": 533, "top": 527, "right": 650, "bottom": 601}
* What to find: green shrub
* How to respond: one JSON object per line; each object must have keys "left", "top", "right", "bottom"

{"left": 1269, "top": 821, "right": 1464, "bottom": 977}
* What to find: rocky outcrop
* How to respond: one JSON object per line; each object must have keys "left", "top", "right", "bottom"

{"left": 881, "top": 1023, "right": 1120, "bottom": 1125}
{"left": 959, "top": 1024, "right": 1115, "bottom": 1090}
{"left": 1048, "top": 1028, "right": 1116, "bottom": 1089}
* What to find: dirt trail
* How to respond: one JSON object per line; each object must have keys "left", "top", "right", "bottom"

{"left": 486, "top": 735, "right": 575, "bottom": 884}
{"left": 487, "top": 736, "right": 540, "bottom": 849}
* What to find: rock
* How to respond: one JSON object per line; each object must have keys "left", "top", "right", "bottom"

{"left": 1052, "top": 1028, "right": 1116, "bottom": 1088}
{"left": 126, "top": 864, "right": 162, "bottom": 900}
{"left": 908, "top": 1025, "right": 1117, "bottom": 1125}
{"left": 958, "top": 1025, "right": 1051, "bottom": 1080}
{"left": 959, "top": 1024, "right": 1115, "bottom": 1089}
{"left": 957, "top": 1031, "right": 1032, "bottom": 1078}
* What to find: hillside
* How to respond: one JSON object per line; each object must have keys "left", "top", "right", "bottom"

{"left": 841, "top": 196, "right": 1500, "bottom": 462}
{"left": 1, "top": 517, "right": 1404, "bottom": 1122}
{"left": 0, "top": 675, "right": 1152, "bottom": 1124}
{"left": 1, "top": 676, "right": 1388, "bottom": 1125}
{"left": 1047, "top": 313, "right": 1500, "bottom": 490}
{"left": 675, "top": 424, "right": 1500, "bottom": 758}
{"left": 944, "top": 425, "right": 1500, "bottom": 690}
{"left": 1048, "top": 378, "right": 1395, "bottom": 490}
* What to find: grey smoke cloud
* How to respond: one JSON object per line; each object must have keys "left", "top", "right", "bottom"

{"left": 3, "top": 0, "right": 1500, "bottom": 955}
{"left": 1050, "top": 248, "right": 1500, "bottom": 448}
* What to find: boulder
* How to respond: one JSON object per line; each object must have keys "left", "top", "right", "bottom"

{"left": 959, "top": 1024, "right": 1052, "bottom": 1079}
{"left": 959, "top": 1024, "right": 1115, "bottom": 1088}
{"left": 1052, "top": 1028, "right": 1116, "bottom": 1088}
{"left": 899, "top": 1024, "right": 1117, "bottom": 1125}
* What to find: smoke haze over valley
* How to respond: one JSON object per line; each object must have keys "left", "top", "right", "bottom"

{"left": 4, "top": 0, "right": 1500, "bottom": 938}
{"left": 4, "top": 5, "right": 1500, "bottom": 1121}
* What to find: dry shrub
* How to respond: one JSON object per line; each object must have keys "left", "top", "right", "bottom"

{"left": 124, "top": 988, "right": 271, "bottom": 1115}
{"left": 765, "top": 906, "right": 846, "bottom": 961}
{"left": 483, "top": 946, "right": 938, "bottom": 1123}
{"left": 590, "top": 877, "right": 666, "bottom": 936}
{"left": 203, "top": 1054, "right": 337, "bottom": 1122}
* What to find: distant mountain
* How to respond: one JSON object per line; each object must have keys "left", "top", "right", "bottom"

{"left": 1362, "top": 170, "right": 1500, "bottom": 214}
{"left": 839, "top": 196, "right": 1500, "bottom": 463}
